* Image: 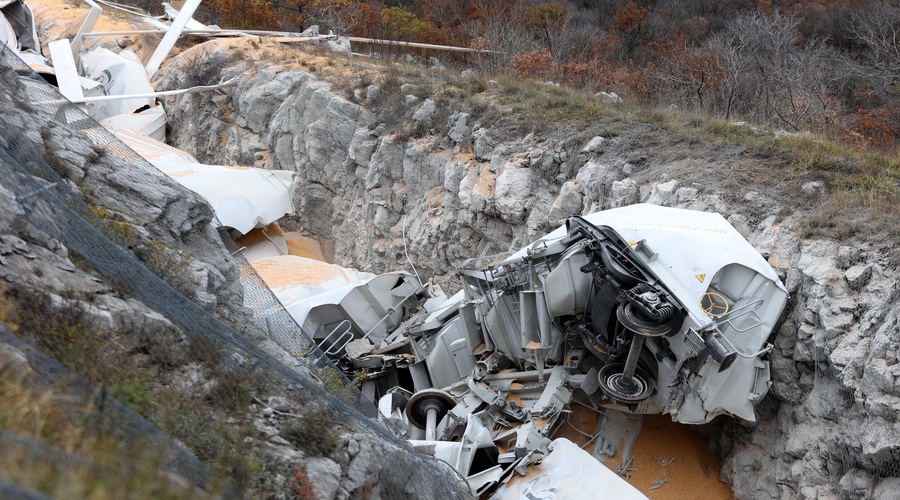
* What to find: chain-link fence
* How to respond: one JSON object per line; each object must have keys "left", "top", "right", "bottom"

{"left": 0, "top": 326, "right": 216, "bottom": 496}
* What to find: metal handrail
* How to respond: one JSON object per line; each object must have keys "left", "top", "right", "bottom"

{"left": 323, "top": 320, "right": 353, "bottom": 356}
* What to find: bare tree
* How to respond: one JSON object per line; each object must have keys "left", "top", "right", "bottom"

{"left": 464, "top": 8, "right": 536, "bottom": 74}
{"left": 849, "top": 2, "right": 900, "bottom": 98}
{"left": 706, "top": 30, "right": 752, "bottom": 120}
{"left": 705, "top": 12, "right": 846, "bottom": 132}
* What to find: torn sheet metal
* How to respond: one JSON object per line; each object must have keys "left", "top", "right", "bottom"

{"left": 112, "top": 128, "right": 198, "bottom": 163}
{"left": 113, "top": 131, "right": 296, "bottom": 234}
{"left": 144, "top": 0, "right": 201, "bottom": 78}
{"left": 102, "top": 106, "right": 167, "bottom": 140}
{"left": 70, "top": 0, "right": 101, "bottom": 57}
{"left": 151, "top": 159, "right": 296, "bottom": 234}
{"left": 1, "top": 9, "right": 17, "bottom": 49}
{"left": 141, "top": 2, "right": 221, "bottom": 33}
{"left": 80, "top": 47, "right": 155, "bottom": 120}
{"left": 48, "top": 38, "right": 82, "bottom": 100}
{"left": 493, "top": 439, "right": 647, "bottom": 499}
{"left": 1, "top": 0, "right": 39, "bottom": 54}
{"left": 1, "top": 0, "right": 51, "bottom": 74}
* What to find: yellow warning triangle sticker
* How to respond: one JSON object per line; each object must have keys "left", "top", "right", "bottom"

{"left": 696, "top": 274, "right": 706, "bottom": 283}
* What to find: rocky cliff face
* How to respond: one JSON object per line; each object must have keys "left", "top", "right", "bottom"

{"left": 158, "top": 43, "right": 900, "bottom": 499}
{"left": 1, "top": 48, "right": 461, "bottom": 499}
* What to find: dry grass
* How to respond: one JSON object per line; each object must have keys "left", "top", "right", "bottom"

{"left": 0, "top": 367, "right": 204, "bottom": 499}
{"left": 0, "top": 283, "right": 277, "bottom": 496}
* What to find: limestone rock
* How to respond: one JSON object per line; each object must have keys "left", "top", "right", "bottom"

{"left": 645, "top": 179, "right": 678, "bottom": 206}
{"left": 837, "top": 246, "right": 865, "bottom": 270}
{"left": 0, "top": 184, "right": 20, "bottom": 233}
{"left": 412, "top": 99, "right": 436, "bottom": 121}
{"left": 676, "top": 186, "right": 699, "bottom": 202}
{"left": 299, "top": 25, "right": 319, "bottom": 37}
{"left": 448, "top": 112, "right": 471, "bottom": 143}
{"left": 237, "top": 70, "right": 304, "bottom": 134}
{"left": 802, "top": 180, "right": 827, "bottom": 199}
{"left": 473, "top": 128, "right": 494, "bottom": 161}
{"left": 494, "top": 163, "right": 531, "bottom": 223}
{"left": 326, "top": 37, "right": 351, "bottom": 55}
{"left": 845, "top": 264, "right": 872, "bottom": 290}
{"left": 609, "top": 179, "right": 638, "bottom": 208}
{"left": 595, "top": 91, "right": 621, "bottom": 102}
{"left": 365, "top": 85, "right": 380, "bottom": 106}
{"left": 0, "top": 342, "right": 31, "bottom": 376}
{"left": 839, "top": 469, "right": 874, "bottom": 499}
{"left": 574, "top": 161, "right": 613, "bottom": 206}
{"left": 872, "top": 477, "right": 900, "bottom": 499}
{"left": 580, "top": 136, "right": 605, "bottom": 155}
{"left": 548, "top": 180, "right": 583, "bottom": 222}
{"left": 305, "top": 458, "right": 342, "bottom": 500}
{"left": 267, "top": 396, "right": 294, "bottom": 412}
{"left": 348, "top": 129, "right": 377, "bottom": 168}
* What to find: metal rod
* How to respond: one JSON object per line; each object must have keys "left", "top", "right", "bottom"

{"left": 425, "top": 407, "right": 438, "bottom": 441}
{"left": 620, "top": 334, "right": 645, "bottom": 388}
{"left": 83, "top": 28, "right": 312, "bottom": 36}
{"left": 66, "top": 79, "right": 237, "bottom": 104}
{"left": 81, "top": 30, "right": 500, "bottom": 54}
{"left": 347, "top": 36, "right": 500, "bottom": 54}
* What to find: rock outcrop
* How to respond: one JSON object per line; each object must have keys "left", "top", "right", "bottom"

{"left": 157, "top": 46, "right": 900, "bottom": 499}
{"left": 1, "top": 50, "right": 461, "bottom": 499}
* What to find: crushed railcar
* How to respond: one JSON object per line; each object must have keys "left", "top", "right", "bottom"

{"left": 295, "top": 204, "right": 788, "bottom": 498}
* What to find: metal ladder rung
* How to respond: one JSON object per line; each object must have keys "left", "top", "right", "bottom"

{"left": 323, "top": 320, "right": 354, "bottom": 356}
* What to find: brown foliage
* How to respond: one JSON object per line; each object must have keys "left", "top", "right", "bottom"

{"left": 524, "top": 1, "right": 568, "bottom": 33}
{"left": 287, "top": 470, "right": 316, "bottom": 500}
{"left": 613, "top": 1, "right": 650, "bottom": 34}
{"left": 851, "top": 104, "right": 900, "bottom": 151}
{"left": 203, "top": 0, "right": 280, "bottom": 30}
{"left": 512, "top": 49, "right": 553, "bottom": 80}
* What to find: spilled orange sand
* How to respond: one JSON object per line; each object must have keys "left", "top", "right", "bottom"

{"left": 283, "top": 231, "right": 326, "bottom": 261}
{"left": 29, "top": 0, "right": 160, "bottom": 62}
{"left": 554, "top": 407, "right": 732, "bottom": 499}
{"left": 251, "top": 257, "right": 349, "bottom": 289}
{"left": 236, "top": 223, "right": 285, "bottom": 247}
{"left": 235, "top": 226, "right": 326, "bottom": 262}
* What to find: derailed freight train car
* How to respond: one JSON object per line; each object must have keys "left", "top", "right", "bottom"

{"left": 291, "top": 204, "right": 787, "bottom": 498}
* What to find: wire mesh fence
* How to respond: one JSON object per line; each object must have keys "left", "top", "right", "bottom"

{"left": 0, "top": 326, "right": 216, "bottom": 496}
{"left": 0, "top": 480, "right": 50, "bottom": 500}
{"left": 0, "top": 42, "right": 457, "bottom": 497}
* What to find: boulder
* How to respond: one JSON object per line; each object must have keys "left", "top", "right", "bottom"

{"left": 645, "top": 179, "right": 679, "bottom": 206}
{"left": 495, "top": 163, "right": 531, "bottom": 223}
{"left": 580, "top": 136, "right": 605, "bottom": 155}
{"left": 412, "top": 99, "right": 436, "bottom": 121}
{"left": 548, "top": 180, "right": 583, "bottom": 222}
{"left": 305, "top": 458, "right": 342, "bottom": 500}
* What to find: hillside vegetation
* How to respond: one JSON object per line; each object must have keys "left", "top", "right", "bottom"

{"left": 162, "top": 0, "right": 900, "bottom": 152}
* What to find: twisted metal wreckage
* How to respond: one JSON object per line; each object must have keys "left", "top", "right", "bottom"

{"left": 3, "top": 0, "right": 788, "bottom": 497}
{"left": 296, "top": 204, "right": 788, "bottom": 498}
